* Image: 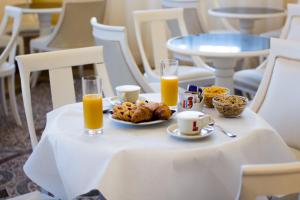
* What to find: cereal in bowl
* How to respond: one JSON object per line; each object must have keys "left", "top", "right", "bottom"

{"left": 203, "top": 86, "right": 229, "bottom": 108}
{"left": 213, "top": 95, "right": 248, "bottom": 117}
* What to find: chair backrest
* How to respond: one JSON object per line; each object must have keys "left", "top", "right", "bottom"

{"left": 47, "top": 0, "right": 106, "bottom": 49}
{"left": 16, "top": 46, "right": 114, "bottom": 148}
{"left": 0, "top": 6, "right": 22, "bottom": 67}
{"left": 251, "top": 38, "right": 300, "bottom": 150}
{"left": 280, "top": 4, "right": 300, "bottom": 41}
{"left": 133, "top": 8, "right": 190, "bottom": 82}
{"left": 91, "top": 18, "right": 154, "bottom": 93}
{"left": 161, "top": 0, "right": 205, "bottom": 35}
{"left": 236, "top": 162, "right": 300, "bottom": 200}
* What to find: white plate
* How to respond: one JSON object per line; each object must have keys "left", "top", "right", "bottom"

{"left": 167, "top": 123, "right": 214, "bottom": 140}
{"left": 109, "top": 110, "right": 175, "bottom": 126}
{"left": 109, "top": 96, "right": 147, "bottom": 106}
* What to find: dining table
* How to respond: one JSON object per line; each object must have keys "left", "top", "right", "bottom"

{"left": 12, "top": 2, "right": 62, "bottom": 36}
{"left": 208, "top": 7, "right": 286, "bottom": 34}
{"left": 167, "top": 33, "right": 270, "bottom": 93}
{"left": 23, "top": 93, "right": 296, "bottom": 200}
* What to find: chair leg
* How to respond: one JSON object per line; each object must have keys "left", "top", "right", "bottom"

{"left": 17, "top": 37, "right": 25, "bottom": 55}
{"left": 0, "top": 78, "right": 8, "bottom": 116}
{"left": 7, "top": 74, "right": 22, "bottom": 126}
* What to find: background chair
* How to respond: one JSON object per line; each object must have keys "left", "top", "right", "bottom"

{"left": 91, "top": 17, "right": 161, "bottom": 93}
{"left": 133, "top": 8, "right": 215, "bottom": 88}
{"left": 161, "top": 0, "right": 206, "bottom": 35}
{"left": 16, "top": 46, "right": 113, "bottom": 148}
{"left": 234, "top": 4, "right": 300, "bottom": 96}
{"left": 29, "top": 0, "right": 106, "bottom": 86}
{"left": 236, "top": 162, "right": 300, "bottom": 200}
{"left": 0, "top": 6, "right": 22, "bottom": 126}
{"left": 251, "top": 38, "right": 300, "bottom": 160}
{"left": 30, "top": 0, "right": 106, "bottom": 52}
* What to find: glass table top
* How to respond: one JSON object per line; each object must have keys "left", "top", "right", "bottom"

{"left": 16, "top": 3, "right": 62, "bottom": 9}
{"left": 168, "top": 33, "right": 270, "bottom": 54}
{"left": 211, "top": 7, "right": 284, "bottom": 15}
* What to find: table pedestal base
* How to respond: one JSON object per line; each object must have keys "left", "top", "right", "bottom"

{"left": 38, "top": 13, "right": 53, "bottom": 36}
{"left": 239, "top": 19, "right": 254, "bottom": 34}
{"left": 212, "top": 58, "right": 237, "bottom": 94}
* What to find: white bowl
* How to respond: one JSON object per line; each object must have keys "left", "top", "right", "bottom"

{"left": 115, "top": 85, "right": 141, "bottom": 103}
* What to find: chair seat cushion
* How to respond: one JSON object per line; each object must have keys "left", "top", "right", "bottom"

{"left": 149, "top": 82, "right": 160, "bottom": 93}
{"left": 30, "top": 35, "right": 57, "bottom": 52}
{"left": 290, "top": 147, "right": 300, "bottom": 160}
{"left": 234, "top": 69, "right": 264, "bottom": 92}
{"left": 260, "top": 29, "right": 281, "bottom": 38}
{"left": 0, "top": 62, "right": 15, "bottom": 77}
{"left": 149, "top": 82, "right": 185, "bottom": 94}
{"left": 178, "top": 66, "right": 215, "bottom": 81}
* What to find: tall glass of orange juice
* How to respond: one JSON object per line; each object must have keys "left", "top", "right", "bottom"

{"left": 82, "top": 76, "right": 103, "bottom": 135}
{"left": 160, "top": 59, "right": 179, "bottom": 106}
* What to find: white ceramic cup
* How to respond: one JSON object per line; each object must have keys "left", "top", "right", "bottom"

{"left": 177, "top": 111, "right": 213, "bottom": 135}
{"left": 115, "top": 85, "right": 141, "bottom": 103}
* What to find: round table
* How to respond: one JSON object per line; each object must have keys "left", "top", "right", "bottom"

{"left": 167, "top": 33, "right": 270, "bottom": 93}
{"left": 23, "top": 94, "right": 294, "bottom": 200}
{"left": 12, "top": 3, "right": 62, "bottom": 36}
{"left": 208, "top": 7, "right": 286, "bottom": 34}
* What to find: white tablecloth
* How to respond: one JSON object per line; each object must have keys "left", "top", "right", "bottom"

{"left": 24, "top": 94, "right": 296, "bottom": 200}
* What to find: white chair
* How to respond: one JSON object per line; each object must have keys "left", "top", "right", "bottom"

{"left": 162, "top": 0, "right": 205, "bottom": 35}
{"left": 0, "top": 6, "right": 22, "bottom": 126}
{"left": 133, "top": 8, "right": 215, "bottom": 87}
{"left": 234, "top": 4, "right": 300, "bottom": 96}
{"left": 29, "top": 0, "right": 106, "bottom": 86}
{"left": 251, "top": 38, "right": 300, "bottom": 160}
{"left": 236, "top": 162, "right": 300, "bottom": 200}
{"left": 30, "top": 0, "right": 106, "bottom": 52}
{"left": 91, "top": 18, "right": 161, "bottom": 93}
{"left": 16, "top": 46, "right": 114, "bottom": 148}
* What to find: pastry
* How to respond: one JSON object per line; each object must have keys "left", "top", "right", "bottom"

{"left": 144, "top": 102, "right": 160, "bottom": 112}
{"left": 131, "top": 105, "right": 153, "bottom": 123}
{"left": 154, "top": 104, "right": 172, "bottom": 120}
{"left": 112, "top": 101, "right": 172, "bottom": 123}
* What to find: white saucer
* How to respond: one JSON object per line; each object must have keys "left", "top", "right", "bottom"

{"left": 108, "top": 96, "right": 147, "bottom": 106}
{"left": 167, "top": 124, "right": 214, "bottom": 140}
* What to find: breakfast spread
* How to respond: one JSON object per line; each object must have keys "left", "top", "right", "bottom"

{"left": 112, "top": 101, "right": 172, "bottom": 123}
{"left": 203, "top": 86, "right": 229, "bottom": 108}
{"left": 213, "top": 95, "right": 248, "bottom": 117}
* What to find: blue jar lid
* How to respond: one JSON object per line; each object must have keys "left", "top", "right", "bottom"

{"left": 187, "top": 84, "right": 198, "bottom": 92}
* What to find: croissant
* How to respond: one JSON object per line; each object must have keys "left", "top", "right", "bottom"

{"left": 154, "top": 104, "right": 172, "bottom": 120}
{"left": 131, "top": 105, "right": 153, "bottom": 123}
{"left": 144, "top": 102, "right": 160, "bottom": 112}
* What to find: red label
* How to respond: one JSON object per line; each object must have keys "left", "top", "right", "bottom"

{"left": 192, "top": 121, "right": 199, "bottom": 131}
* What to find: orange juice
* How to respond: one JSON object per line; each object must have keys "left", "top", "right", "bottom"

{"left": 83, "top": 94, "right": 103, "bottom": 129}
{"left": 161, "top": 76, "right": 179, "bottom": 106}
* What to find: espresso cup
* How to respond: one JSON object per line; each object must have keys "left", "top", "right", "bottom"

{"left": 177, "top": 111, "right": 213, "bottom": 135}
{"left": 115, "top": 85, "right": 141, "bottom": 103}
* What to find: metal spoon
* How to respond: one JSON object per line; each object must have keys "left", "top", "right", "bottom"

{"left": 209, "top": 122, "right": 237, "bottom": 138}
